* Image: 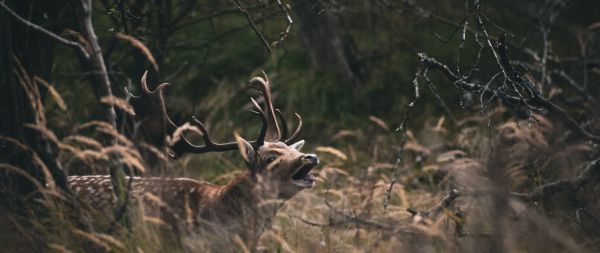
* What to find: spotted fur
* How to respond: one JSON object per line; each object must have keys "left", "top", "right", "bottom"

{"left": 68, "top": 141, "right": 319, "bottom": 249}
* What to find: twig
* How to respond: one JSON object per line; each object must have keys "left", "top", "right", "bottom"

{"left": 456, "top": 1, "right": 470, "bottom": 79}
{"left": 511, "top": 157, "right": 600, "bottom": 202}
{"left": 324, "top": 195, "right": 393, "bottom": 230}
{"left": 112, "top": 0, "right": 128, "bottom": 33}
{"left": 494, "top": 35, "right": 600, "bottom": 142}
{"left": 0, "top": 1, "right": 90, "bottom": 59}
{"left": 539, "top": 21, "right": 549, "bottom": 90}
{"left": 272, "top": 0, "right": 293, "bottom": 48}
{"left": 289, "top": 214, "right": 352, "bottom": 228}
{"left": 407, "top": 189, "right": 461, "bottom": 218}
{"left": 422, "top": 72, "right": 458, "bottom": 126}
{"left": 418, "top": 52, "right": 524, "bottom": 106}
{"left": 232, "top": 0, "right": 272, "bottom": 53}
{"left": 417, "top": 51, "right": 600, "bottom": 142}
{"left": 166, "top": 3, "right": 267, "bottom": 35}
{"left": 383, "top": 68, "right": 421, "bottom": 213}
{"left": 165, "top": 1, "right": 309, "bottom": 50}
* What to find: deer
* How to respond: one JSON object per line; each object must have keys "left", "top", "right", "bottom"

{"left": 67, "top": 71, "right": 319, "bottom": 250}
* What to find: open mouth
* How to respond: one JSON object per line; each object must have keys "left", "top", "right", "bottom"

{"left": 291, "top": 164, "right": 317, "bottom": 188}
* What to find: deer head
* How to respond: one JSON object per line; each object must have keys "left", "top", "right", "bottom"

{"left": 128, "top": 71, "right": 318, "bottom": 198}
{"left": 236, "top": 137, "right": 318, "bottom": 200}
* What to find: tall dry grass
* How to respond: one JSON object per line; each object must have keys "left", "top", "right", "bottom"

{"left": 2, "top": 68, "right": 599, "bottom": 253}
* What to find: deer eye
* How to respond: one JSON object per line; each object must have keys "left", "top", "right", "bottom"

{"left": 265, "top": 155, "right": 277, "bottom": 164}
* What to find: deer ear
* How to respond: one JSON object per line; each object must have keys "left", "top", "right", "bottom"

{"left": 289, "top": 140, "right": 305, "bottom": 151}
{"left": 235, "top": 133, "right": 255, "bottom": 167}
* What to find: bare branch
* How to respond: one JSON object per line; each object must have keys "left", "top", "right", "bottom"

{"left": 418, "top": 52, "right": 525, "bottom": 108}
{"left": 407, "top": 189, "right": 461, "bottom": 218}
{"left": 417, "top": 51, "right": 600, "bottom": 142}
{"left": 0, "top": 1, "right": 89, "bottom": 59}
{"left": 512, "top": 157, "right": 600, "bottom": 202}
{"left": 324, "top": 195, "right": 393, "bottom": 230}
{"left": 232, "top": 0, "right": 272, "bottom": 53}
{"left": 383, "top": 68, "right": 420, "bottom": 213}
{"left": 272, "top": 0, "right": 293, "bottom": 48}
{"left": 494, "top": 35, "right": 600, "bottom": 142}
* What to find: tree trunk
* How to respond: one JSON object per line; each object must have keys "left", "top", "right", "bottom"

{"left": 293, "top": 0, "right": 363, "bottom": 87}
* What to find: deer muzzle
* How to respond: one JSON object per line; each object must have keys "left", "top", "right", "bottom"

{"left": 291, "top": 154, "right": 319, "bottom": 188}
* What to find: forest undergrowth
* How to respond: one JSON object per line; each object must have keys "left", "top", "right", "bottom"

{"left": 2, "top": 80, "right": 599, "bottom": 252}
{"left": 1, "top": 1, "right": 599, "bottom": 252}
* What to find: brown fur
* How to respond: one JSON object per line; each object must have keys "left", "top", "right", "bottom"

{"left": 68, "top": 141, "right": 319, "bottom": 249}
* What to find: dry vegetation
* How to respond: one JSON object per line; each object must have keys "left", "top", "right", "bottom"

{"left": 2, "top": 0, "right": 600, "bottom": 252}
{"left": 2, "top": 76, "right": 599, "bottom": 252}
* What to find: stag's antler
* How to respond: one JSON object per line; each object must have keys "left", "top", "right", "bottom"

{"left": 276, "top": 109, "right": 302, "bottom": 144}
{"left": 127, "top": 72, "right": 259, "bottom": 158}
{"left": 248, "top": 71, "right": 302, "bottom": 145}
{"left": 128, "top": 70, "right": 302, "bottom": 158}
{"left": 248, "top": 71, "right": 280, "bottom": 142}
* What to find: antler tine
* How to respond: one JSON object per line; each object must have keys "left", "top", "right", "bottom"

{"left": 275, "top": 109, "right": 288, "bottom": 141}
{"left": 135, "top": 70, "right": 244, "bottom": 159}
{"left": 168, "top": 98, "right": 270, "bottom": 157}
{"left": 167, "top": 96, "right": 277, "bottom": 158}
{"left": 274, "top": 108, "right": 303, "bottom": 144}
{"left": 135, "top": 70, "right": 297, "bottom": 159}
{"left": 140, "top": 71, "right": 172, "bottom": 97}
{"left": 250, "top": 98, "right": 268, "bottom": 148}
{"left": 124, "top": 87, "right": 140, "bottom": 99}
{"left": 284, "top": 113, "right": 302, "bottom": 144}
{"left": 129, "top": 71, "right": 184, "bottom": 146}
{"left": 167, "top": 116, "right": 240, "bottom": 158}
{"left": 248, "top": 71, "right": 281, "bottom": 142}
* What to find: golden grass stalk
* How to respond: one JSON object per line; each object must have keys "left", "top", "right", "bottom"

{"left": 232, "top": 234, "right": 251, "bottom": 253}
{"left": 316, "top": 146, "right": 348, "bottom": 160}
{"left": 72, "top": 229, "right": 112, "bottom": 252}
{"left": 75, "top": 120, "right": 115, "bottom": 133}
{"left": 100, "top": 96, "right": 135, "bottom": 116}
{"left": 0, "top": 163, "right": 46, "bottom": 194}
{"left": 138, "top": 142, "right": 168, "bottom": 162}
{"left": 34, "top": 76, "right": 67, "bottom": 111}
{"left": 368, "top": 115, "right": 389, "bottom": 131}
{"left": 102, "top": 145, "right": 146, "bottom": 173}
{"left": 143, "top": 216, "right": 168, "bottom": 226}
{"left": 0, "top": 136, "right": 55, "bottom": 190}
{"left": 79, "top": 149, "right": 109, "bottom": 161}
{"left": 63, "top": 135, "right": 103, "bottom": 150}
{"left": 13, "top": 57, "right": 47, "bottom": 125}
{"left": 143, "top": 192, "right": 167, "bottom": 208}
{"left": 260, "top": 230, "right": 294, "bottom": 253}
{"left": 47, "top": 243, "right": 73, "bottom": 253}
{"left": 115, "top": 33, "right": 158, "bottom": 72}
{"left": 167, "top": 122, "right": 203, "bottom": 147}
{"left": 23, "top": 124, "right": 85, "bottom": 164}
{"left": 76, "top": 120, "right": 134, "bottom": 147}
{"left": 94, "top": 233, "right": 126, "bottom": 250}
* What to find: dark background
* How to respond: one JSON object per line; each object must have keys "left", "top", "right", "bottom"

{"left": 1, "top": 0, "right": 599, "bottom": 252}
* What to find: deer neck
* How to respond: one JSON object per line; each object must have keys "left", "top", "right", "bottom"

{"left": 219, "top": 171, "right": 259, "bottom": 211}
{"left": 215, "top": 171, "right": 283, "bottom": 243}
